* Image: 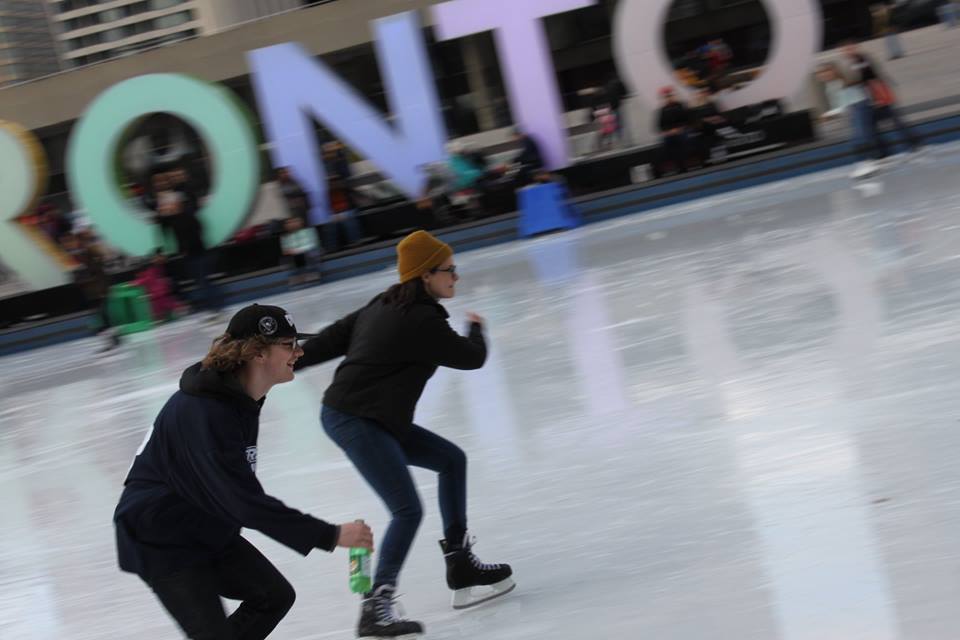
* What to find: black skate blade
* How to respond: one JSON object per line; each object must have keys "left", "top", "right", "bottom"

{"left": 451, "top": 578, "right": 516, "bottom": 610}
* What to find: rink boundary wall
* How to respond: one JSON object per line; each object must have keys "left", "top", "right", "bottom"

{"left": 3, "top": 110, "right": 960, "bottom": 357}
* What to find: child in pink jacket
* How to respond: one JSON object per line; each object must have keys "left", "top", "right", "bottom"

{"left": 134, "top": 250, "right": 181, "bottom": 321}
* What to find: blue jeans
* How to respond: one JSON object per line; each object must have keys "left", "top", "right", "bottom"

{"left": 184, "top": 253, "right": 223, "bottom": 312}
{"left": 321, "top": 210, "right": 362, "bottom": 252}
{"left": 321, "top": 405, "right": 467, "bottom": 588}
{"left": 850, "top": 100, "right": 874, "bottom": 159}
{"left": 884, "top": 32, "right": 904, "bottom": 59}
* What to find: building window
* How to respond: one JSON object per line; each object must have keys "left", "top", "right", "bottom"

{"left": 154, "top": 11, "right": 192, "bottom": 30}
{"left": 100, "top": 7, "right": 128, "bottom": 22}
{"left": 58, "top": 0, "right": 101, "bottom": 14}
{"left": 149, "top": 0, "right": 187, "bottom": 10}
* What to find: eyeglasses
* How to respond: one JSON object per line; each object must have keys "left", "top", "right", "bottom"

{"left": 275, "top": 338, "right": 300, "bottom": 352}
{"left": 431, "top": 265, "right": 457, "bottom": 275}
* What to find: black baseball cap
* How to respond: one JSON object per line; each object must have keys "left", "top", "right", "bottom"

{"left": 225, "top": 304, "right": 317, "bottom": 341}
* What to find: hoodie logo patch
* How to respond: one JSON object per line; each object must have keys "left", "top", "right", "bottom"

{"left": 245, "top": 446, "right": 258, "bottom": 472}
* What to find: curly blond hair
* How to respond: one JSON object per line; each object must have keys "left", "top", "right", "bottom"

{"left": 201, "top": 334, "right": 276, "bottom": 372}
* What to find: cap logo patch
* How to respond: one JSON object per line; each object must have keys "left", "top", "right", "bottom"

{"left": 258, "top": 316, "right": 278, "bottom": 336}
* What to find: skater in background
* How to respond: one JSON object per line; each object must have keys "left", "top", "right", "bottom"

{"left": 280, "top": 216, "right": 322, "bottom": 286}
{"left": 655, "top": 86, "right": 692, "bottom": 177}
{"left": 295, "top": 230, "right": 514, "bottom": 639}
{"left": 871, "top": 2, "right": 904, "bottom": 60}
{"left": 843, "top": 41, "right": 922, "bottom": 159}
{"left": 595, "top": 104, "right": 618, "bottom": 152}
{"left": 132, "top": 249, "right": 183, "bottom": 322}
{"left": 276, "top": 166, "right": 312, "bottom": 227}
{"left": 65, "top": 231, "right": 120, "bottom": 352}
{"left": 814, "top": 61, "right": 876, "bottom": 178}
{"left": 113, "top": 304, "right": 373, "bottom": 640}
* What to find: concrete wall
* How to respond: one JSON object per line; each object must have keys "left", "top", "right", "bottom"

{"left": 0, "top": 0, "right": 441, "bottom": 131}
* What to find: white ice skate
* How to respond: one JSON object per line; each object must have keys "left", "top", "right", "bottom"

{"left": 850, "top": 160, "right": 880, "bottom": 179}
{"left": 440, "top": 533, "right": 515, "bottom": 610}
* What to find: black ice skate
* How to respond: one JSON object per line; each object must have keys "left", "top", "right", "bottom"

{"left": 439, "top": 533, "right": 515, "bottom": 609}
{"left": 357, "top": 584, "right": 424, "bottom": 639}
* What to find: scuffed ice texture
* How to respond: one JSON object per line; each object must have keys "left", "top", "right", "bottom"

{"left": 3, "top": 144, "right": 960, "bottom": 639}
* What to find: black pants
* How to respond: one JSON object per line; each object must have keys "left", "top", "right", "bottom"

{"left": 184, "top": 253, "right": 223, "bottom": 312}
{"left": 659, "top": 133, "right": 688, "bottom": 175}
{"left": 95, "top": 297, "right": 111, "bottom": 333}
{"left": 869, "top": 105, "right": 921, "bottom": 159}
{"left": 147, "top": 537, "right": 296, "bottom": 640}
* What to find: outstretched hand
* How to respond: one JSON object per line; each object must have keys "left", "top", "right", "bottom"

{"left": 466, "top": 312, "right": 485, "bottom": 327}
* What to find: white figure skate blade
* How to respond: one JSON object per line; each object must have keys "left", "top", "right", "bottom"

{"left": 850, "top": 162, "right": 879, "bottom": 179}
{"left": 451, "top": 578, "right": 516, "bottom": 610}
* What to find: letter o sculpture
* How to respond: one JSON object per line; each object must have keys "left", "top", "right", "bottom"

{"left": 613, "top": 0, "right": 822, "bottom": 109}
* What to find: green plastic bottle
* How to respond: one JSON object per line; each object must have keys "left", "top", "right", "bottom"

{"left": 349, "top": 532, "right": 372, "bottom": 594}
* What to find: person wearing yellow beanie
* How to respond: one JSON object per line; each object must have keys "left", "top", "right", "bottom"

{"left": 295, "top": 230, "right": 516, "bottom": 634}
{"left": 396, "top": 229, "right": 453, "bottom": 284}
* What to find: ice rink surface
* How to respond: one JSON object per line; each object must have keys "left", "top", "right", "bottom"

{"left": 4, "top": 145, "right": 960, "bottom": 639}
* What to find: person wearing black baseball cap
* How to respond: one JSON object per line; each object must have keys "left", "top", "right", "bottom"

{"left": 113, "top": 304, "right": 373, "bottom": 640}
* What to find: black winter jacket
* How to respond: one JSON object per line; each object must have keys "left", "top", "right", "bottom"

{"left": 114, "top": 364, "right": 338, "bottom": 580}
{"left": 295, "top": 289, "right": 487, "bottom": 439}
{"left": 658, "top": 102, "right": 691, "bottom": 133}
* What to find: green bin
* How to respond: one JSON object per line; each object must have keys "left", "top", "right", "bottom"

{"left": 106, "top": 284, "right": 154, "bottom": 335}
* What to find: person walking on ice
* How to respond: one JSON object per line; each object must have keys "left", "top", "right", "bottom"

{"left": 113, "top": 304, "right": 374, "bottom": 639}
{"left": 295, "top": 230, "right": 515, "bottom": 638}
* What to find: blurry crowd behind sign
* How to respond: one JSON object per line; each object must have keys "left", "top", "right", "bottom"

{"left": 1, "top": 0, "right": 821, "bottom": 291}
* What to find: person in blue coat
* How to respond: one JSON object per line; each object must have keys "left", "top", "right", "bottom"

{"left": 114, "top": 304, "right": 373, "bottom": 640}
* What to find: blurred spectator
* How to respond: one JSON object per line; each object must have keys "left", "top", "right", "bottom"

{"left": 322, "top": 175, "right": 363, "bottom": 252}
{"left": 511, "top": 129, "right": 545, "bottom": 186}
{"left": 133, "top": 249, "right": 182, "bottom": 321}
{"left": 605, "top": 74, "right": 628, "bottom": 144}
{"left": 322, "top": 140, "right": 352, "bottom": 181}
{"left": 705, "top": 39, "right": 733, "bottom": 76}
{"left": 689, "top": 86, "right": 740, "bottom": 165}
{"left": 170, "top": 167, "right": 201, "bottom": 217}
{"left": 276, "top": 167, "right": 312, "bottom": 226}
{"left": 655, "top": 86, "right": 691, "bottom": 176}
{"left": 448, "top": 144, "right": 484, "bottom": 191}
{"left": 37, "top": 204, "right": 73, "bottom": 244}
{"left": 594, "top": 105, "right": 618, "bottom": 152}
{"left": 938, "top": 1, "right": 960, "bottom": 27}
{"left": 842, "top": 41, "right": 922, "bottom": 168}
{"left": 816, "top": 62, "right": 862, "bottom": 120}
{"left": 65, "top": 232, "right": 120, "bottom": 352}
{"left": 416, "top": 162, "right": 454, "bottom": 227}
{"left": 280, "top": 217, "right": 322, "bottom": 286}
{"left": 145, "top": 168, "right": 223, "bottom": 318}
{"left": 872, "top": 2, "right": 904, "bottom": 60}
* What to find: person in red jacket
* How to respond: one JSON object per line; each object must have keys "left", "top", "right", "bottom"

{"left": 296, "top": 230, "right": 515, "bottom": 638}
{"left": 114, "top": 304, "right": 373, "bottom": 639}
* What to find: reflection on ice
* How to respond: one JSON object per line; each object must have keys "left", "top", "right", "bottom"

{"left": 4, "top": 144, "right": 960, "bottom": 638}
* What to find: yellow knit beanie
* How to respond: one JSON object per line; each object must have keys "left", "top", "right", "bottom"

{"left": 397, "top": 230, "right": 453, "bottom": 283}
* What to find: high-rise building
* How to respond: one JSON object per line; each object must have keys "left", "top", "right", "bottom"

{"left": 0, "top": 1, "right": 62, "bottom": 88}
{"left": 50, "top": 0, "right": 203, "bottom": 69}
{"left": 48, "top": 0, "right": 310, "bottom": 70}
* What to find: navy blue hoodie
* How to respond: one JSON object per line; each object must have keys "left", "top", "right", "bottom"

{"left": 114, "top": 363, "right": 339, "bottom": 580}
